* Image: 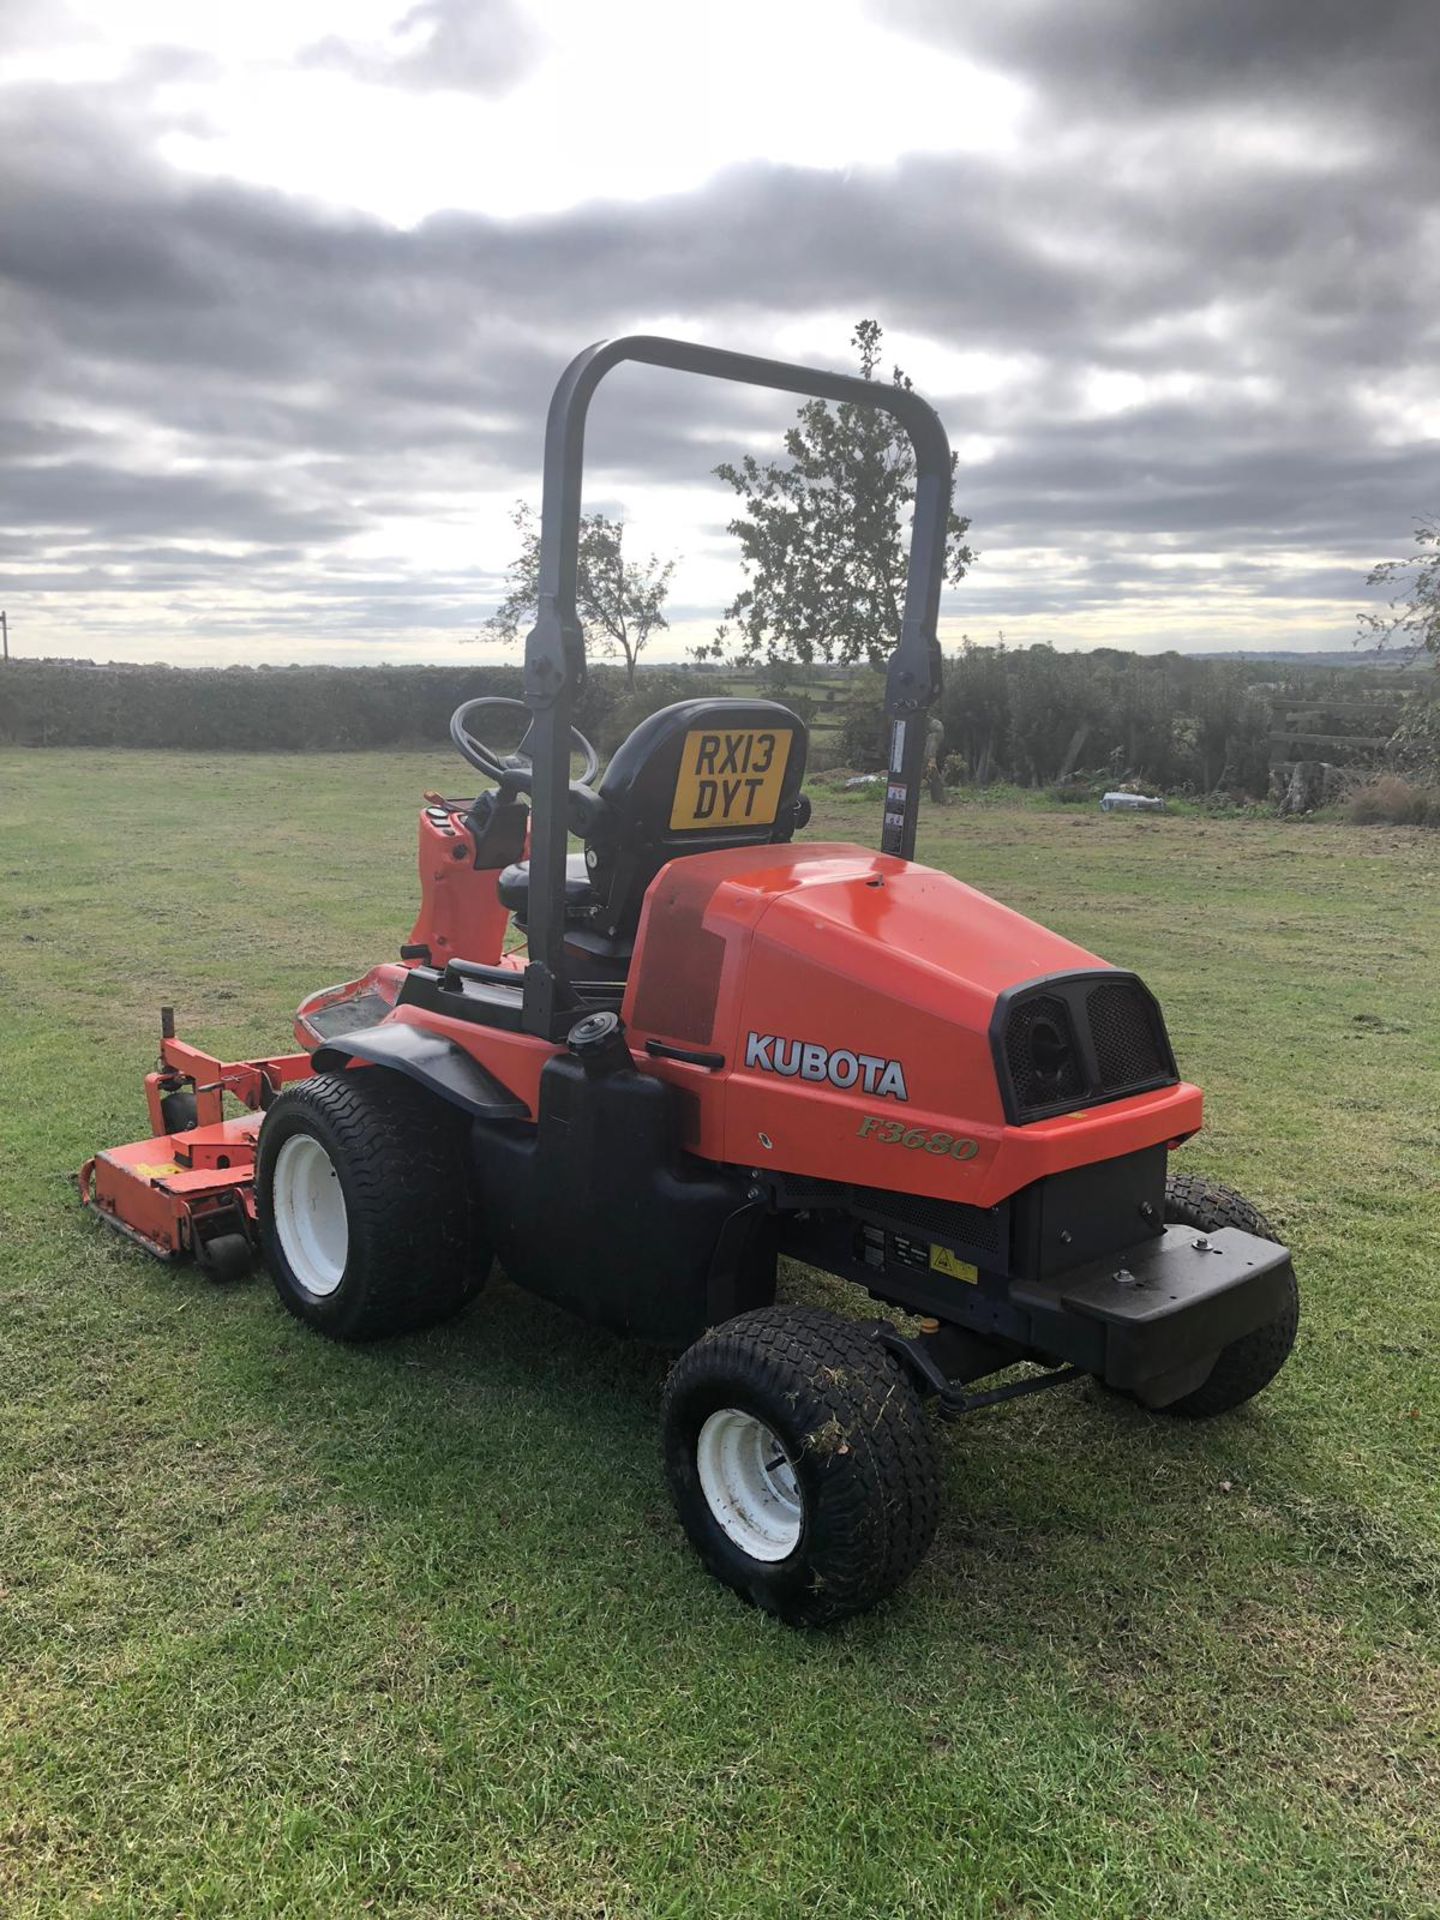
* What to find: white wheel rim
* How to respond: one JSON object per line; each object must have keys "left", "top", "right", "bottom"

{"left": 272, "top": 1134, "right": 349, "bottom": 1297}
{"left": 696, "top": 1408, "right": 803, "bottom": 1562}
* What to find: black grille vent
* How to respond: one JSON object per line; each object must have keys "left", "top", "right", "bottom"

{"left": 851, "top": 1185, "right": 1007, "bottom": 1258}
{"left": 1088, "top": 980, "right": 1166, "bottom": 1089}
{"left": 1003, "top": 994, "right": 1084, "bottom": 1112}
{"left": 772, "top": 1173, "right": 1008, "bottom": 1262}
{"left": 993, "top": 970, "right": 1179, "bottom": 1124}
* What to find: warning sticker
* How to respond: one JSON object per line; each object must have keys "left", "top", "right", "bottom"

{"left": 928, "top": 1245, "right": 978, "bottom": 1284}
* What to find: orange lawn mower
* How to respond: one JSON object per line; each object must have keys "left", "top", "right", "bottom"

{"left": 80, "top": 337, "right": 1299, "bottom": 1626}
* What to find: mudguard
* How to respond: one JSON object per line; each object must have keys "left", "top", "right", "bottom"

{"left": 313, "top": 1021, "right": 530, "bottom": 1120}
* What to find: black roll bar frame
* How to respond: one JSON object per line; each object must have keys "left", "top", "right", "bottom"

{"left": 519, "top": 334, "right": 954, "bottom": 1037}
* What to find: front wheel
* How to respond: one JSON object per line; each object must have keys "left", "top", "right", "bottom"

{"left": 661, "top": 1305, "right": 941, "bottom": 1627}
{"left": 1154, "top": 1172, "right": 1299, "bottom": 1417}
{"left": 257, "top": 1070, "right": 488, "bottom": 1341}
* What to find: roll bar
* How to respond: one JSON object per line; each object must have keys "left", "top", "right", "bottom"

{"left": 519, "top": 334, "right": 954, "bottom": 1038}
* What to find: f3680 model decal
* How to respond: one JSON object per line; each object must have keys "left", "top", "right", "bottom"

{"left": 744, "top": 1032, "right": 909, "bottom": 1102}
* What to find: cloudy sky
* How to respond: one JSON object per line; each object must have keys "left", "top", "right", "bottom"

{"left": 2, "top": 0, "right": 1436, "bottom": 666}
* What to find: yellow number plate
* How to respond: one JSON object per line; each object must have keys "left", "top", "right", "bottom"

{"left": 668, "top": 727, "right": 792, "bottom": 831}
{"left": 929, "top": 1246, "right": 978, "bottom": 1284}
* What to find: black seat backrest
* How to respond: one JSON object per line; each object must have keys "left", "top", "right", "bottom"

{"left": 583, "top": 698, "right": 808, "bottom": 939}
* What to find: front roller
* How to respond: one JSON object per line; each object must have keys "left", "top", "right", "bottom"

{"left": 661, "top": 1305, "right": 942, "bottom": 1627}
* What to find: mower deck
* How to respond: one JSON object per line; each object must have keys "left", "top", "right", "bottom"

{"left": 79, "top": 1032, "right": 312, "bottom": 1264}
{"left": 80, "top": 1119, "right": 263, "bottom": 1259}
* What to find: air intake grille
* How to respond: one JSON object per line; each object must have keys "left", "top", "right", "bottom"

{"left": 1003, "top": 994, "right": 1084, "bottom": 1111}
{"left": 851, "top": 1185, "right": 1007, "bottom": 1258}
{"left": 995, "top": 970, "right": 1178, "bottom": 1123}
{"left": 1088, "top": 980, "right": 1166, "bottom": 1089}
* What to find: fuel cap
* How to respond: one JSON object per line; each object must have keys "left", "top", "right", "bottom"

{"left": 567, "top": 1010, "right": 631, "bottom": 1076}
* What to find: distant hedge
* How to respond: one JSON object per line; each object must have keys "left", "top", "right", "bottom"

{"left": 0, "top": 660, "right": 713, "bottom": 754}
{"left": 3, "top": 651, "right": 1426, "bottom": 800}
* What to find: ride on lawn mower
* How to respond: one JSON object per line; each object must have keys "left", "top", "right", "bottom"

{"left": 80, "top": 337, "right": 1299, "bottom": 1626}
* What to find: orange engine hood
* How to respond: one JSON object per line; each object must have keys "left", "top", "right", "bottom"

{"left": 621, "top": 840, "right": 1202, "bottom": 1207}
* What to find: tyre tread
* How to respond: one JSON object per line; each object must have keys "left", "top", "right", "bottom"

{"left": 259, "top": 1070, "right": 483, "bottom": 1341}
{"left": 663, "top": 1304, "right": 941, "bottom": 1626}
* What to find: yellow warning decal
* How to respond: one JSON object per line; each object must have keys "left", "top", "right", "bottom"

{"left": 669, "top": 727, "right": 792, "bottom": 831}
{"left": 929, "top": 1245, "right": 978, "bottom": 1284}
{"left": 135, "top": 1161, "right": 181, "bottom": 1180}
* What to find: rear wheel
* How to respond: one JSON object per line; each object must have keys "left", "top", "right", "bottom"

{"left": 257, "top": 1070, "right": 488, "bottom": 1341}
{"left": 1155, "top": 1172, "right": 1299, "bottom": 1417}
{"left": 661, "top": 1305, "right": 941, "bottom": 1627}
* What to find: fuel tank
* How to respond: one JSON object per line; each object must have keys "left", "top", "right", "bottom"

{"left": 621, "top": 842, "right": 1202, "bottom": 1208}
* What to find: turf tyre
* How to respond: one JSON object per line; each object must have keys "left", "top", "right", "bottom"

{"left": 1157, "top": 1172, "right": 1298, "bottom": 1417}
{"left": 661, "top": 1305, "right": 941, "bottom": 1627}
{"left": 257, "top": 1069, "right": 487, "bottom": 1341}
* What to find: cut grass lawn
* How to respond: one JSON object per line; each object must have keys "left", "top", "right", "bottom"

{"left": 2, "top": 748, "right": 1438, "bottom": 1919}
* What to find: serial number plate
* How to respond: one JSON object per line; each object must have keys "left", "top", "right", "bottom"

{"left": 669, "top": 727, "right": 792, "bottom": 831}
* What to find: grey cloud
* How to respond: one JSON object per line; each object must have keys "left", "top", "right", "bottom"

{"left": 886, "top": 0, "right": 1440, "bottom": 130}
{"left": 305, "top": 0, "right": 540, "bottom": 95}
{"left": 3, "top": 22, "right": 1436, "bottom": 653}
{"left": 1, "top": 461, "right": 358, "bottom": 544}
{"left": 964, "top": 401, "right": 1440, "bottom": 543}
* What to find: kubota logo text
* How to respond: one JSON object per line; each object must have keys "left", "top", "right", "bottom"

{"left": 744, "top": 1032, "right": 909, "bottom": 1102}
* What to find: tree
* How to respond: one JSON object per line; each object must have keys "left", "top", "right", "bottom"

{"left": 1360, "top": 517, "right": 1439, "bottom": 663}
{"left": 706, "top": 320, "right": 973, "bottom": 670}
{"left": 483, "top": 503, "right": 675, "bottom": 689}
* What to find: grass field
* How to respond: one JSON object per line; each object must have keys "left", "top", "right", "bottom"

{"left": 2, "top": 748, "right": 1439, "bottom": 1919}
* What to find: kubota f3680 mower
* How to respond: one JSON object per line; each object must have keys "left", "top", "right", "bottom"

{"left": 81, "top": 337, "right": 1299, "bottom": 1625}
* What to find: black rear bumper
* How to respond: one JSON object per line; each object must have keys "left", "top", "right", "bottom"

{"left": 1009, "top": 1224, "right": 1295, "bottom": 1406}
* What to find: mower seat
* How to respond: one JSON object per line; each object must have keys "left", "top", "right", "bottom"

{"left": 582, "top": 696, "right": 809, "bottom": 944}
{"left": 496, "top": 853, "right": 594, "bottom": 915}
{"left": 495, "top": 699, "right": 809, "bottom": 981}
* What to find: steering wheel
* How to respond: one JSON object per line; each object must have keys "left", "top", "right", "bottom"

{"left": 449, "top": 696, "right": 600, "bottom": 791}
